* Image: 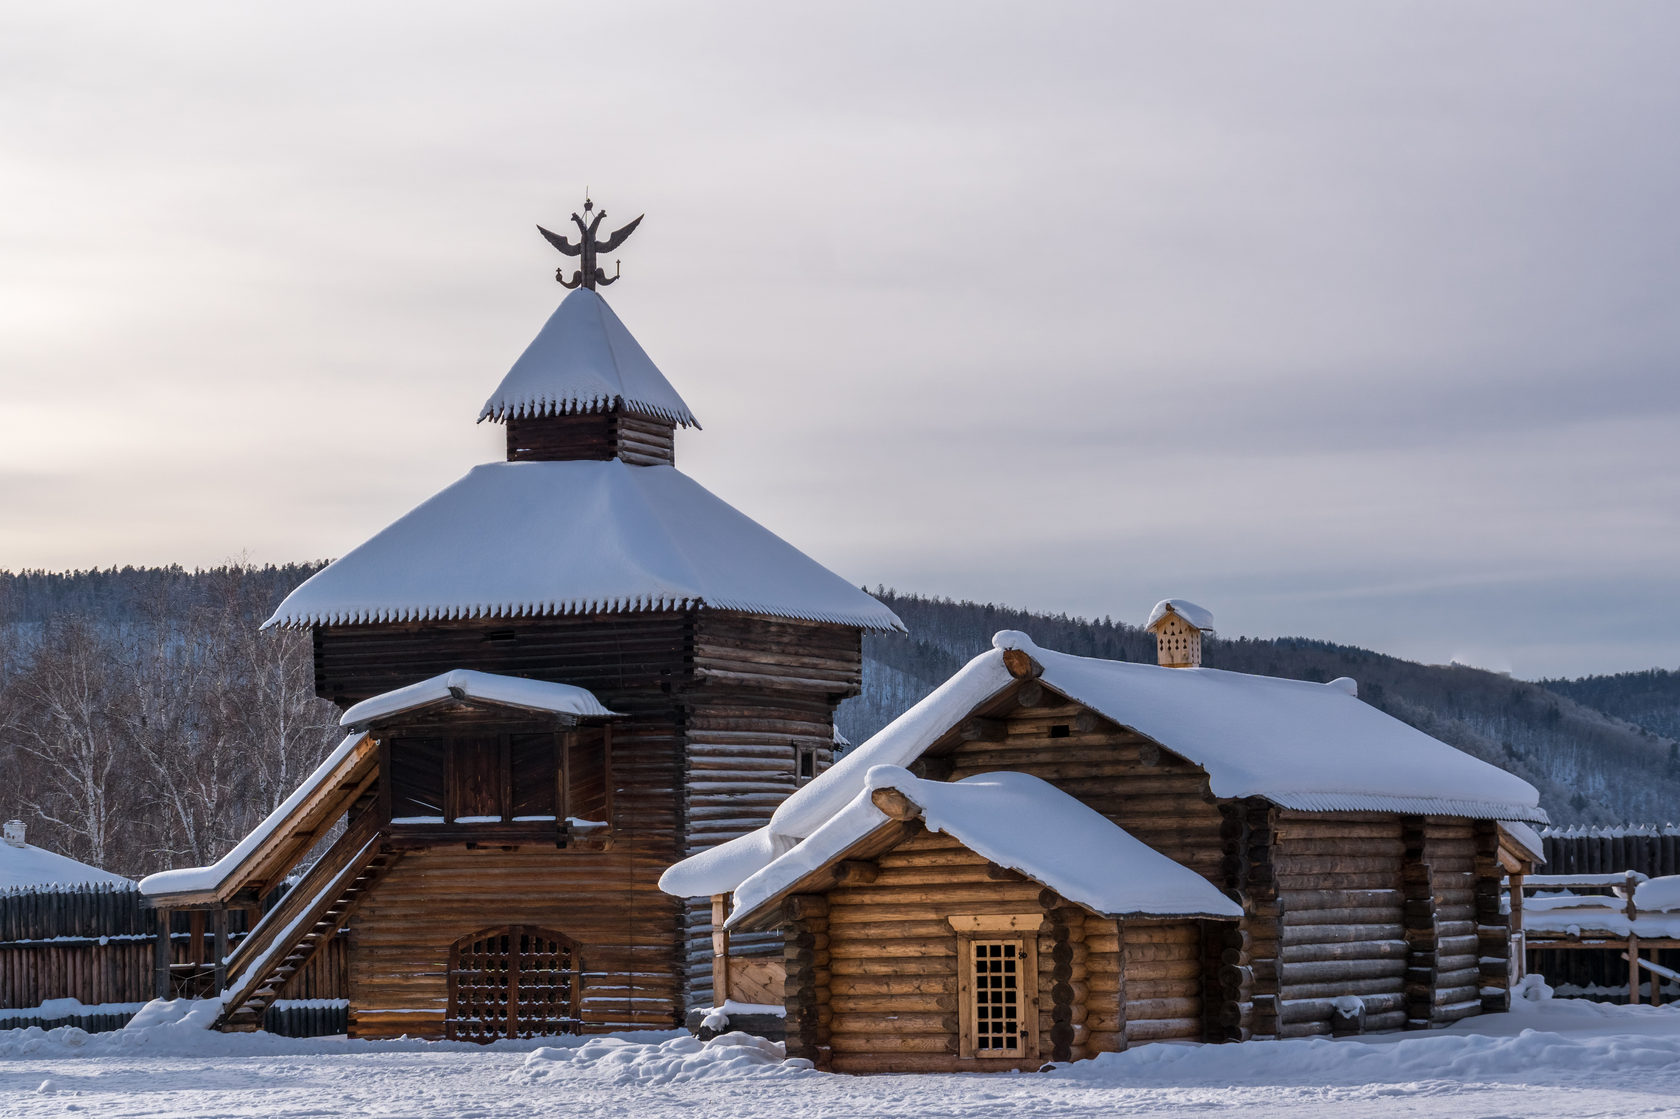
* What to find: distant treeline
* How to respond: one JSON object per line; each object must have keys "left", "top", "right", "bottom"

{"left": 0, "top": 565, "right": 341, "bottom": 878}
{"left": 3, "top": 568, "right": 1678, "bottom": 878}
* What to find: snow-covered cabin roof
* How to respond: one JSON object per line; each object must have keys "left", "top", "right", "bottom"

{"left": 1147, "top": 598, "right": 1215, "bottom": 632}
{"left": 727, "top": 765, "right": 1242, "bottom": 929}
{"left": 1, "top": 840, "right": 131, "bottom": 891}
{"left": 478, "top": 288, "right": 697, "bottom": 427}
{"left": 266, "top": 459, "right": 904, "bottom": 632}
{"left": 340, "top": 669, "right": 620, "bottom": 729}
{"left": 660, "top": 630, "right": 1545, "bottom": 900}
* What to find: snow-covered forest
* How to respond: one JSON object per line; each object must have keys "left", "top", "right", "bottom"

{"left": 2, "top": 567, "right": 1677, "bottom": 878}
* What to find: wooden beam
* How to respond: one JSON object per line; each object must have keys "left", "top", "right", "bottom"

{"left": 870, "top": 787, "right": 921, "bottom": 821}
{"left": 834, "top": 860, "right": 880, "bottom": 885}
{"left": 154, "top": 909, "right": 172, "bottom": 1000}
{"left": 1001, "top": 647, "right": 1043, "bottom": 680}
{"left": 712, "top": 894, "right": 730, "bottom": 1003}
{"left": 958, "top": 717, "right": 1008, "bottom": 743}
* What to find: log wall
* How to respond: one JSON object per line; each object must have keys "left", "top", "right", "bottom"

{"left": 313, "top": 614, "right": 694, "bottom": 707}
{"left": 1274, "top": 812, "right": 1407, "bottom": 1037}
{"left": 937, "top": 698, "right": 1226, "bottom": 885}
{"left": 345, "top": 845, "right": 682, "bottom": 1039}
{"left": 504, "top": 410, "right": 677, "bottom": 467}
{"left": 802, "top": 828, "right": 1207, "bottom": 1074}
{"left": 1423, "top": 818, "right": 1485, "bottom": 1024}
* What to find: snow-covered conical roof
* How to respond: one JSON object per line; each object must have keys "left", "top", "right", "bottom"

{"left": 478, "top": 287, "right": 697, "bottom": 426}
{"left": 265, "top": 460, "right": 905, "bottom": 632}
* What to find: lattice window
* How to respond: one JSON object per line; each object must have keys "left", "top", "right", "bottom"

{"left": 956, "top": 929, "right": 1036, "bottom": 1060}
{"left": 446, "top": 925, "right": 582, "bottom": 1042}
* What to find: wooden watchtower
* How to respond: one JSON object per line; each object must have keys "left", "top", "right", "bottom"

{"left": 140, "top": 209, "right": 902, "bottom": 1038}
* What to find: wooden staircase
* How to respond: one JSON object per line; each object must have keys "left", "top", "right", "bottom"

{"left": 215, "top": 811, "right": 398, "bottom": 1032}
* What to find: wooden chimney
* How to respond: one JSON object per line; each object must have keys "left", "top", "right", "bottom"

{"left": 1146, "top": 599, "right": 1213, "bottom": 668}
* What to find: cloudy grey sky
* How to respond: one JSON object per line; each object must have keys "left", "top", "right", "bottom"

{"left": 3, "top": 2, "right": 1678, "bottom": 678}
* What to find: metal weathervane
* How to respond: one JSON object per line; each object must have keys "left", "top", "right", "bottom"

{"left": 537, "top": 196, "right": 643, "bottom": 289}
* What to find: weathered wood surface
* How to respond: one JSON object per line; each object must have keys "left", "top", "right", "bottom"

{"left": 1273, "top": 813, "right": 1404, "bottom": 1038}
{"left": 504, "top": 409, "right": 677, "bottom": 467}
{"left": 347, "top": 846, "right": 684, "bottom": 1039}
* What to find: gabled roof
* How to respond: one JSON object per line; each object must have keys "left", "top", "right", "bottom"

{"left": 1, "top": 842, "right": 131, "bottom": 891}
{"left": 265, "top": 460, "right": 905, "bottom": 632}
{"left": 1147, "top": 598, "right": 1214, "bottom": 632}
{"left": 340, "top": 669, "right": 620, "bottom": 729}
{"left": 727, "top": 765, "right": 1242, "bottom": 930}
{"left": 661, "top": 630, "right": 1546, "bottom": 900}
{"left": 478, "top": 288, "right": 698, "bottom": 427}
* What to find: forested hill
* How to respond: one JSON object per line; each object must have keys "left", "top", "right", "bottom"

{"left": 837, "top": 591, "right": 1680, "bottom": 827}
{"left": 1540, "top": 669, "right": 1680, "bottom": 743}
{"left": 3, "top": 568, "right": 1676, "bottom": 876}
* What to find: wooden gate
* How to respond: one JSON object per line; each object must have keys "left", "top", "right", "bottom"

{"left": 445, "top": 925, "right": 582, "bottom": 1041}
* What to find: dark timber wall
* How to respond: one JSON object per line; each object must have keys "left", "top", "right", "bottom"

{"left": 310, "top": 609, "right": 862, "bottom": 1026}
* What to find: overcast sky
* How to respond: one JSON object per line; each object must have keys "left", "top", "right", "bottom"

{"left": 2, "top": 2, "right": 1677, "bottom": 679}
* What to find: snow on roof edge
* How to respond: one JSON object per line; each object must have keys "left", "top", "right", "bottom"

{"left": 1146, "top": 598, "right": 1215, "bottom": 632}
{"left": 340, "top": 669, "right": 620, "bottom": 728}
{"left": 476, "top": 393, "right": 700, "bottom": 428}
{"left": 265, "top": 594, "right": 906, "bottom": 633}
{"left": 1267, "top": 792, "right": 1549, "bottom": 823}
{"left": 140, "top": 732, "right": 368, "bottom": 898}
{"left": 729, "top": 767, "right": 1242, "bottom": 927}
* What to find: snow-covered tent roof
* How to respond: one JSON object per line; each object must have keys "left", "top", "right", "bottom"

{"left": 1, "top": 840, "right": 131, "bottom": 891}
{"left": 1147, "top": 598, "right": 1214, "bottom": 632}
{"left": 340, "top": 669, "right": 620, "bottom": 729}
{"left": 478, "top": 288, "right": 698, "bottom": 427}
{"left": 727, "top": 765, "right": 1242, "bottom": 930}
{"left": 661, "top": 630, "right": 1546, "bottom": 901}
{"left": 266, "top": 460, "right": 905, "bottom": 632}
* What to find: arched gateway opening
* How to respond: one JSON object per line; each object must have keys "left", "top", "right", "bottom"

{"left": 445, "top": 925, "right": 583, "bottom": 1041}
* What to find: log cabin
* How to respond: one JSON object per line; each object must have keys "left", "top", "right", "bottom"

{"left": 140, "top": 266, "right": 903, "bottom": 1039}
{"left": 661, "top": 602, "right": 1548, "bottom": 1073}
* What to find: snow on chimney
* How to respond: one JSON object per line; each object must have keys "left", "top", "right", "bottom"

{"left": 1146, "top": 599, "right": 1214, "bottom": 668}
{"left": 3, "top": 820, "right": 25, "bottom": 848}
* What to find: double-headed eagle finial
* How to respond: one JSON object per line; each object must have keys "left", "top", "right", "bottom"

{"left": 537, "top": 196, "right": 643, "bottom": 290}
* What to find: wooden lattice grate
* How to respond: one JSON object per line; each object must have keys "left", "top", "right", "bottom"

{"left": 446, "top": 925, "right": 582, "bottom": 1041}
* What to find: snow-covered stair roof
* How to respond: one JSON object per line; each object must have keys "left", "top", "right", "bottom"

{"left": 727, "top": 765, "right": 1243, "bottom": 929}
{"left": 661, "top": 630, "right": 1546, "bottom": 900}
{"left": 340, "top": 669, "right": 620, "bottom": 729}
{"left": 266, "top": 460, "right": 904, "bottom": 632}
{"left": 478, "top": 288, "right": 697, "bottom": 426}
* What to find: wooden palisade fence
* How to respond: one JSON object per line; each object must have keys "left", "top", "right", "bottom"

{"left": 0, "top": 881, "right": 346, "bottom": 1034}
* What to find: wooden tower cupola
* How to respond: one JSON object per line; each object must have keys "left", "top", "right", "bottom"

{"left": 1146, "top": 599, "right": 1214, "bottom": 668}
{"left": 478, "top": 199, "right": 698, "bottom": 467}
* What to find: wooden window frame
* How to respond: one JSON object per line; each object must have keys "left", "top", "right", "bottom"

{"left": 794, "top": 742, "right": 818, "bottom": 786}
{"left": 951, "top": 914, "right": 1040, "bottom": 1060}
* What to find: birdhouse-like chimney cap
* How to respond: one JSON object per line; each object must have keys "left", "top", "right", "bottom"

{"left": 3, "top": 820, "right": 25, "bottom": 849}
{"left": 1147, "top": 599, "right": 1213, "bottom": 669}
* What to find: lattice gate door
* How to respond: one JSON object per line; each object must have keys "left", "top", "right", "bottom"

{"left": 446, "top": 925, "right": 582, "bottom": 1041}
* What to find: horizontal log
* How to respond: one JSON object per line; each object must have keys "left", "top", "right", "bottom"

{"left": 1126, "top": 996, "right": 1201, "bottom": 1020}
{"left": 1280, "top": 938, "right": 1408, "bottom": 965}
{"left": 1125, "top": 1017, "right": 1201, "bottom": 1042}
{"left": 1281, "top": 923, "right": 1403, "bottom": 947}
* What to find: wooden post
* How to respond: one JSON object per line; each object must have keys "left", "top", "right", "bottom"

{"left": 1402, "top": 817, "right": 1438, "bottom": 1028}
{"left": 1508, "top": 872, "right": 1525, "bottom": 981}
{"left": 154, "top": 908, "right": 172, "bottom": 1000}
{"left": 213, "top": 906, "right": 230, "bottom": 993}
{"left": 711, "top": 894, "right": 730, "bottom": 1005}
{"left": 189, "top": 910, "right": 206, "bottom": 967}
{"left": 1629, "top": 933, "right": 1641, "bottom": 1005}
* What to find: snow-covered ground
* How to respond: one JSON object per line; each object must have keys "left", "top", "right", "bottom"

{"left": 5, "top": 992, "right": 1680, "bottom": 1118}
